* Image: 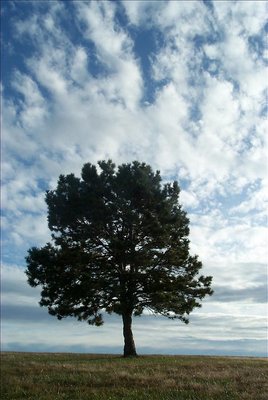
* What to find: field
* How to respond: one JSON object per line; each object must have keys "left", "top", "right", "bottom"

{"left": 1, "top": 352, "right": 267, "bottom": 400}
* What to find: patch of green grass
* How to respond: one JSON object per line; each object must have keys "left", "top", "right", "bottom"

{"left": 1, "top": 352, "right": 267, "bottom": 400}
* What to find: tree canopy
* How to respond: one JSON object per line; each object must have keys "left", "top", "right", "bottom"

{"left": 26, "top": 160, "right": 213, "bottom": 356}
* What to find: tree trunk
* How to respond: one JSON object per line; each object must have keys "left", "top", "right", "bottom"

{"left": 122, "top": 312, "right": 137, "bottom": 357}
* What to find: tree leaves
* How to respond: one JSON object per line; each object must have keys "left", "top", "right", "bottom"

{"left": 26, "top": 160, "right": 213, "bottom": 326}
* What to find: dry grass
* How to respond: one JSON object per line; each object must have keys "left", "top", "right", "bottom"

{"left": 1, "top": 352, "right": 267, "bottom": 399}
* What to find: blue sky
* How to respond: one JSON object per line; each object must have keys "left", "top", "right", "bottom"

{"left": 1, "top": 0, "right": 267, "bottom": 357}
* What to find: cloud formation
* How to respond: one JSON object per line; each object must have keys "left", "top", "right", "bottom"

{"left": 1, "top": 0, "right": 267, "bottom": 356}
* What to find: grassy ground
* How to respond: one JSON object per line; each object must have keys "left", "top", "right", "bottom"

{"left": 1, "top": 352, "right": 267, "bottom": 400}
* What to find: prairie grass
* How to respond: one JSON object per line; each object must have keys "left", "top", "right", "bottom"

{"left": 1, "top": 352, "right": 267, "bottom": 399}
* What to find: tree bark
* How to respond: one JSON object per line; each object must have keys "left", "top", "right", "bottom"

{"left": 122, "top": 312, "right": 137, "bottom": 357}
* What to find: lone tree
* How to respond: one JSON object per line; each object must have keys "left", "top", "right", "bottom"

{"left": 26, "top": 160, "right": 213, "bottom": 357}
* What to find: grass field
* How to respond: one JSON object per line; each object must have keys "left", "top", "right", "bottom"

{"left": 1, "top": 352, "right": 267, "bottom": 400}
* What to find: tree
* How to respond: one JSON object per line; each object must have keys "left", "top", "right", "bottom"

{"left": 25, "top": 160, "right": 213, "bottom": 357}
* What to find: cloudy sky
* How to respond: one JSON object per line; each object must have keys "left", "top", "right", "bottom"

{"left": 1, "top": 0, "right": 267, "bottom": 357}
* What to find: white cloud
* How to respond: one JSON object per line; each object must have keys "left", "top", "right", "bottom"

{"left": 2, "top": 0, "right": 267, "bottom": 356}
{"left": 230, "top": 180, "right": 268, "bottom": 216}
{"left": 191, "top": 221, "right": 268, "bottom": 265}
{"left": 179, "top": 189, "right": 199, "bottom": 209}
{"left": 1, "top": 264, "right": 266, "bottom": 355}
{"left": 204, "top": 44, "right": 219, "bottom": 59}
{"left": 70, "top": 47, "right": 89, "bottom": 83}
{"left": 122, "top": 0, "right": 164, "bottom": 27}
{"left": 213, "top": 0, "right": 267, "bottom": 36}
{"left": 75, "top": 1, "right": 143, "bottom": 111}
{"left": 1, "top": 264, "right": 40, "bottom": 306}
{"left": 11, "top": 71, "right": 48, "bottom": 130}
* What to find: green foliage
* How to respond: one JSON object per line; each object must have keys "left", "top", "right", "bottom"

{"left": 26, "top": 160, "right": 212, "bottom": 334}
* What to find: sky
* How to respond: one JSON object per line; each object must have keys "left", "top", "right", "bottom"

{"left": 1, "top": 0, "right": 267, "bottom": 357}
